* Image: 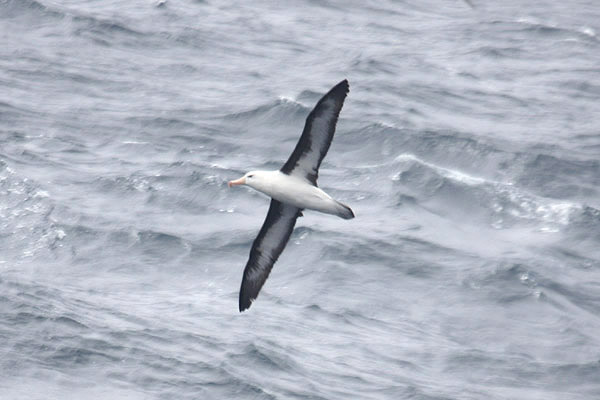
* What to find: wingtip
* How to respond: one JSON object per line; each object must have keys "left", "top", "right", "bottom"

{"left": 327, "top": 79, "right": 349, "bottom": 100}
{"left": 239, "top": 285, "right": 256, "bottom": 312}
{"left": 239, "top": 297, "right": 252, "bottom": 312}
{"left": 239, "top": 289, "right": 253, "bottom": 312}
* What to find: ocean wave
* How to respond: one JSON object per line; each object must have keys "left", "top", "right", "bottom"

{"left": 0, "top": 162, "right": 62, "bottom": 263}
{"left": 389, "top": 153, "right": 587, "bottom": 231}
{"left": 345, "top": 124, "right": 599, "bottom": 206}
{"left": 0, "top": 0, "right": 65, "bottom": 20}
{"left": 50, "top": 223, "right": 194, "bottom": 271}
{"left": 344, "top": 124, "right": 517, "bottom": 179}
{"left": 223, "top": 97, "right": 309, "bottom": 126}
{"left": 516, "top": 153, "right": 600, "bottom": 201}
{"left": 484, "top": 17, "right": 599, "bottom": 43}
{"left": 464, "top": 262, "right": 544, "bottom": 303}
{"left": 466, "top": 45, "right": 526, "bottom": 59}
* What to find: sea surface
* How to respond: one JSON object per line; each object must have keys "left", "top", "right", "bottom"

{"left": 1, "top": 0, "right": 600, "bottom": 399}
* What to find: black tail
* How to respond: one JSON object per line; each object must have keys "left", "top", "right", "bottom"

{"left": 336, "top": 202, "right": 355, "bottom": 220}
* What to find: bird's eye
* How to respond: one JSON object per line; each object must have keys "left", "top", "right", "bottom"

{"left": 247, "top": 174, "right": 254, "bottom": 178}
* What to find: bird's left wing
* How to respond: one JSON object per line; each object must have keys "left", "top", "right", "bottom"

{"left": 239, "top": 199, "right": 302, "bottom": 312}
{"left": 280, "top": 79, "right": 349, "bottom": 185}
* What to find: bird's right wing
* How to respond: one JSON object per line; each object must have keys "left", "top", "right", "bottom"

{"left": 239, "top": 199, "right": 302, "bottom": 312}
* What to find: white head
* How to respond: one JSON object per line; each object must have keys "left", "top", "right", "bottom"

{"left": 228, "top": 170, "right": 269, "bottom": 191}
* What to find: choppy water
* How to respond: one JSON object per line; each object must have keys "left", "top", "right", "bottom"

{"left": 1, "top": 0, "right": 600, "bottom": 399}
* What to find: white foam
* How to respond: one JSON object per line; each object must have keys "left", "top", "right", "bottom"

{"left": 278, "top": 96, "right": 305, "bottom": 107}
{"left": 33, "top": 190, "right": 49, "bottom": 198}
{"left": 580, "top": 26, "right": 596, "bottom": 37}
{"left": 516, "top": 16, "right": 542, "bottom": 26}
{"left": 499, "top": 186, "right": 582, "bottom": 230}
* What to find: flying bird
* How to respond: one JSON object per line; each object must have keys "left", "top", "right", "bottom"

{"left": 228, "top": 79, "right": 354, "bottom": 312}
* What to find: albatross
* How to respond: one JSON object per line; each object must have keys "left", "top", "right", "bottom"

{"left": 228, "top": 79, "right": 354, "bottom": 312}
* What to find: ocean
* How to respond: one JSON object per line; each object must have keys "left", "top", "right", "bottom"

{"left": 1, "top": 0, "right": 600, "bottom": 399}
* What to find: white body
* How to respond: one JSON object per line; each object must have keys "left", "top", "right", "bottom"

{"left": 244, "top": 170, "right": 348, "bottom": 217}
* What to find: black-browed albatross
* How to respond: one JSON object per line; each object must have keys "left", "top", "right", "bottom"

{"left": 228, "top": 79, "right": 354, "bottom": 312}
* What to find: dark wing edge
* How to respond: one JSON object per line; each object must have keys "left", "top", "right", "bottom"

{"left": 239, "top": 199, "right": 302, "bottom": 312}
{"left": 280, "top": 79, "right": 349, "bottom": 185}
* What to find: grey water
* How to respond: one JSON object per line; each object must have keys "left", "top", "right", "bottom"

{"left": 1, "top": 0, "right": 600, "bottom": 398}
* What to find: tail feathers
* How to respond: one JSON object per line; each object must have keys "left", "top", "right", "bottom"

{"left": 336, "top": 201, "right": 355, "bottom": 220}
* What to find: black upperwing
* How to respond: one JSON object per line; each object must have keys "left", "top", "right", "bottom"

{"left": 280, "top": 79, "right": 349, "bottom": 185}
{"left": 239, "top": 199, "right": 302, "bottom": 312}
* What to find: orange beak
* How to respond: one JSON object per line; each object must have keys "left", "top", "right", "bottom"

{"left": 228, "top": 177, "right": 246, "bottom": 187}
